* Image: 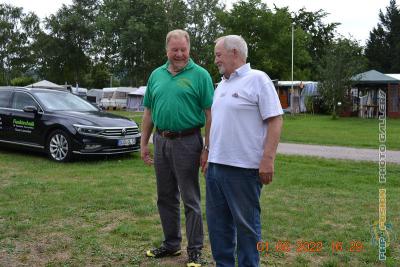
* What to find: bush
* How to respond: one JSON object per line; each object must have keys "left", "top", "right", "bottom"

{"left": 10, "top": 76, "right": 35, "bottom": 86}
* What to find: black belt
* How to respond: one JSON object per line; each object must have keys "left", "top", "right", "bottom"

{"left": 156, "top": 127, "right": 200, "bottom": 139}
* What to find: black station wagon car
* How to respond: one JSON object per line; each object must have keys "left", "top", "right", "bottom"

{"left": 0, "top": 87, "right": 141, "bottom": 162}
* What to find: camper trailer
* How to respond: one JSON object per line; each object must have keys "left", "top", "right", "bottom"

{"left": 87, "top": 89, "right": 103, "bottom": 105}
{"left": 100, "top": 87, "right": 117, "bottom": 109}
{"left": 72, "top": 87, "right": 88, "bottom": 99}
{"left": 100, "top": 87, "right": 137, "bottom": 110}
{"left": 112, "top": 87, "right": 137, "bottom": 109}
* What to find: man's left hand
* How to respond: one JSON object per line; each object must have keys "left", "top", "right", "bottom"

{"left": 259, "top": 156, "right": 274, "bottom": 185}
{"left": 200, "top": 150, "right": 208, "bottom": 174}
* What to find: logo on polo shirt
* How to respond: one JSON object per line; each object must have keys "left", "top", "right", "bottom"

{"left": 177, "top": 78, "right": 192, "bottom": 88}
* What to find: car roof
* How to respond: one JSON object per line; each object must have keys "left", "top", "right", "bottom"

{"left": 0, "top": 86, "right": 68, "bottom": 93}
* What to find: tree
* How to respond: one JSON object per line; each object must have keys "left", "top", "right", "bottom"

{"left": 10, "top": 76, "right": 35, "bottom": 86}
{"left": 293, "top": 8, "right": 339, "bottom": 79}
{"left": 186, "top": 0, "right": 224, "bottom": 71}
{"left": 217, "top": 0, "right": 312, "bottom": 81}
{"left": 0, "top": 4, "right": 40, "bottom": 85}
{"left": 365, "top": 0, "right": 400, "bottom": 72}
{"left": 34, "top": 0, "right": 99, "bottom": 85}
{"left": 95, "top": 0, "right": 188, "bottom": 86}
{"left": 317, "top": 38, "right": 366, "bottom": 118}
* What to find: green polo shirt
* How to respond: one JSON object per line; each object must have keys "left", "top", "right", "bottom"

{"left": 144, "top": 59, "right": 214, "bottom": 131}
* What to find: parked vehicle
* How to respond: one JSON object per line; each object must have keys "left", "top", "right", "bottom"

{"left": 100, "top": 87, "right": 117, "bottom": 109}
{"left": 112, "top": 87, "right": 137, "bottom": 109}
{"left": 87, "top": 89, "right": 103, "bottom": 106}
{"left": 0, "top": 87, "right": 141, "bottom": 162}
{"left": 100, "top": 87, "right": 137, "bottom": 110}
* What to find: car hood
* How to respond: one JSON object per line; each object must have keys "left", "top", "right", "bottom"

{"left": 49, "top": 110, "right": 138, "bottom": 128}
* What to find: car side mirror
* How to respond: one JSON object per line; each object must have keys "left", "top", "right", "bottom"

{"left": 23, "top": 106, "right": 38, "bottom": 113}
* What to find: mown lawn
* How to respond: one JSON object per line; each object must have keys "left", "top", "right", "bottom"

{"left": 109, "top": 111, "right": 400, "bottom": 150}
{"left": 281, "top": 114, "right": 400, "bottom": 150}
{"left": 0, "top": 148, "right": 399, "bottom": 266}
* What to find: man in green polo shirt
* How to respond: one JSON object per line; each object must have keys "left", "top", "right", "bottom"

{"left": 141, "top": 29, "right": 214, "bottom": 267}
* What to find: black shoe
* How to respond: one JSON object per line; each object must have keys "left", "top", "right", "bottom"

{"left": 187, "top": 250, "right": 202, "bottom": 267}
{"left": 146, "top": 246, "right": 181, "bottom": 258}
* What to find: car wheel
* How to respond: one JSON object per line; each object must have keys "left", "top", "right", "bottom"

{"left": 47, "top": 130, "right": 72, "bottom": 162}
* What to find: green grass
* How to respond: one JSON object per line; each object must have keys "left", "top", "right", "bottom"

{"left": 109, "top": 111, "right": 400, "bottom": 150}
{"left": 0, "top": 149, "right": 399, "bottom": 266}
{"left": 281, "top": 114, "right": 400, "bottom": 150}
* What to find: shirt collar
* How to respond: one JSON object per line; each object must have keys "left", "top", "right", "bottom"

{"left": 222, "top": 63, "right": 251, "bottom": 80}
{"left": 163, "top": 58, "right": 195, "bottom": 72}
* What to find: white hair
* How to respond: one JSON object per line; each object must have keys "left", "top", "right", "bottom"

{"left": 216, "top": 35, "right": 248, "bottom": 61}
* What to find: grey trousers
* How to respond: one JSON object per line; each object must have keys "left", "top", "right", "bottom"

{"left": 153, "top": 131, "right": 204, "bottom": 252}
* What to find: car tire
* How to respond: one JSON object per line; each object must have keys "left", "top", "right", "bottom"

{"left": 47, "top": 130, "right": 72, "bottom": 162}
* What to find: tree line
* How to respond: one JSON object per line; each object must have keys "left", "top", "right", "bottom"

{"left": 0, "top": 0, "right": 399, "bottom": 89}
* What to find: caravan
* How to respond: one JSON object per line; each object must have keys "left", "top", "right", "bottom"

{"left": 112, "top": 87, "right": 138, "bottom": 109}
{"left": 100, "top": 88, "right": 117, "bottom": 109}
{"left": 100, "top": 87, "right": 137, "bottom": 110}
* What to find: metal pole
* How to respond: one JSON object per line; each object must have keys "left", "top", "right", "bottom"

{"left": 291, "top": 23, "right": 294, "bottom": 114}
{"left": 291, "top": 23, "right": 294, "bottom": 91}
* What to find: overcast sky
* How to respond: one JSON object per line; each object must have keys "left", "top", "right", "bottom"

{"left": 2, "top": 0, "right": 393, "bottom": 45}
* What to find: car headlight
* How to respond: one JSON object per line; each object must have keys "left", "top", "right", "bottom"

{"left": 73, "top": 124, "right": 103, "bottom": 136}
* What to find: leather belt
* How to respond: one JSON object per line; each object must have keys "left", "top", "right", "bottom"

{"left": 156, "top": 127, "right": 200, "bottom": 139}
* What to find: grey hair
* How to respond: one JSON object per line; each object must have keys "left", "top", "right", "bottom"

{"left": 166, "top": 29, "right": 190, "bottom": 50}
{"left": 216, "top": 35, "right": 248, "bottom": 61}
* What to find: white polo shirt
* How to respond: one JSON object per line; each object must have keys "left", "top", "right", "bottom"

{"left": 208, "top": 63, "right": 283, "bottom": 169}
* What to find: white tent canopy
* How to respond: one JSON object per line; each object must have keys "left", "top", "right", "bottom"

{"left": 26, "top": 80, "right": 65, "bottom": 90}
{"left": 130, "top": 86, "right": 146, "bottom": 96}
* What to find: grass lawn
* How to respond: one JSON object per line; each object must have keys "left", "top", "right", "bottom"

{"left": 0, "top": 148, "right": 399, "bottom": 266}
{"left": 109, "top": 111, "right": 400, "bottom": 150}
{"left": 281, "top": 114, "right": 400, "bottom": 150}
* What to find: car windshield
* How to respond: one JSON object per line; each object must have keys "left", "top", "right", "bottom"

{"left": 33, "top": 91, "right": 98, "bottom": 111}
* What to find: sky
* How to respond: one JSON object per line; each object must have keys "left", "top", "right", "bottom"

{"left": 1, "top": 0, "right": 394, "bottom": 46}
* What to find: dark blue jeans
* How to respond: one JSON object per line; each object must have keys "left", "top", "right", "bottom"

{"left": 206, "top": 163, "right": 262, "bottom": 267}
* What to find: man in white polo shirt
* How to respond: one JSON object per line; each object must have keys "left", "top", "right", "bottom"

{"left": 206, "top": 35, "right": 283, "bottom": 267}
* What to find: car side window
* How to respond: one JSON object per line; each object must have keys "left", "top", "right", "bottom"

{"left": 12, "top": 92, "right": 38, "bottom": 110}
{"left": 0, "top": 90, "right": 12, "bottom": 108}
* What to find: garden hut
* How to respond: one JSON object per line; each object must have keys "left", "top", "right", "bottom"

{"left": 351, "top": 70, "right": 400, "bottom": 118}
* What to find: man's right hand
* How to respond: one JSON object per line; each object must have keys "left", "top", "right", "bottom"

{"left": 141, "top": 144, "right": 154, "bottom": 165}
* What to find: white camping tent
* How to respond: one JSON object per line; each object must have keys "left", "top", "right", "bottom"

{"left": 26, "top": 80, "right": 66, "bottom": 90}
{"left": 127, "top": 86, "right": 146, "bottom": 111}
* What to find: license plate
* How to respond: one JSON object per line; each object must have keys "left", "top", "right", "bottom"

{"left": 118, "top": 138, "right": 136, "bottom": 146}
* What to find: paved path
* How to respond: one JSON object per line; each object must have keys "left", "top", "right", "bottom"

{"left": 149, "top": 135, "right": 400, "bottom": 164}
{"left": 278, "top": 143, "right": 400, "bottom": 164}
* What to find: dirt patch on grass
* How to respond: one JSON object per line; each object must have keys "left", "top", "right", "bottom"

{"left": 0, "top": 232, "right": 73, "bottom": 266}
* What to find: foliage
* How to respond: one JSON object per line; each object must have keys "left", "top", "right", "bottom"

{"left": 34, "top": 0, "right": 99, "bottom": 85}
{"left": 317, "top": 38, "right": 366, "bottom": 118}
{"left": 10, "top": 76, "right": 35, "bottom": 86}
{"left": 365, "top": 0, "right": 400, "bottom": 72}
{"left": 217, "top": 0, "right": 312, "bottom": 81}
{"left": 83, "top": 63, "right": 111, "bottom": 89}
{"left": 96, "top": 0, "right": 183, "bottom": 86}
{"left": 0, "top": 4, "right": 40, "bottom": 85}
{"left": 186, "top": 0, "right": 224, "bottom": 74}
{"left": 293, "top": 8, "right": 339, "bottom": 80}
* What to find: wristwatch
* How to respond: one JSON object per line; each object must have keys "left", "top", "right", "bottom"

{"left": 203, "top": 145, "right": 209, "bottom": 152}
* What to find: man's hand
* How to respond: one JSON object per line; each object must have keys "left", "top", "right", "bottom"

{"left": 141, "top": 144, "right": 154, "bottom": 165}
{"left": 259, "top": 156, "right": 274, "bottom": 184}
{"left": 200, "top": 150, "right": 208, "bottom": 174}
